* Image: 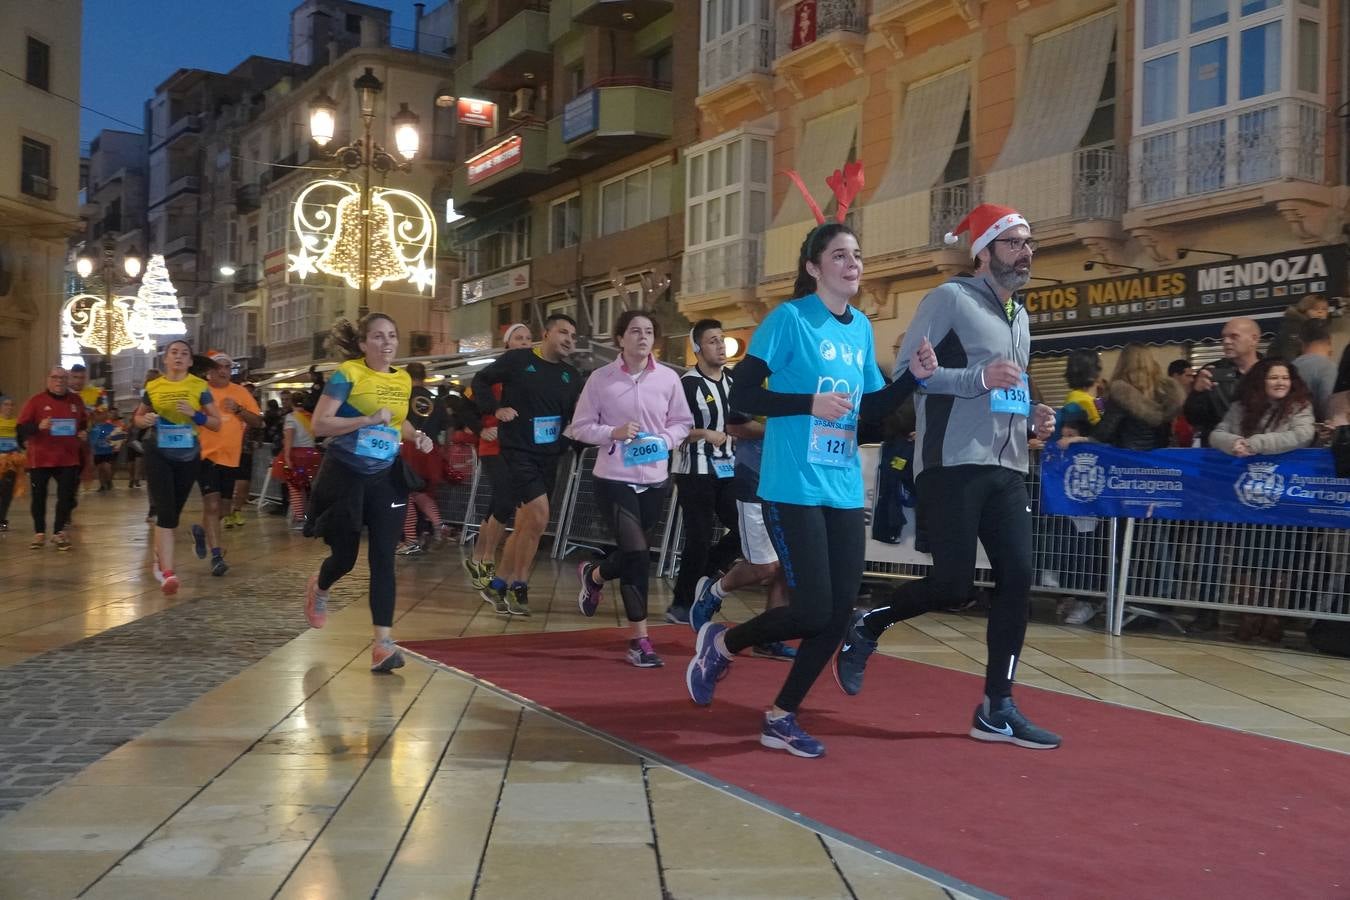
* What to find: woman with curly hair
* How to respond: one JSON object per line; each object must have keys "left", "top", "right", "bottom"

{"left": 1210, "top": 359, "right": 1316, "bottom": 642}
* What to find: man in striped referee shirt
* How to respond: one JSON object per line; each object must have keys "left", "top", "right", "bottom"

{"left": 667, "top": 319, "right": 742, "bottom": 623}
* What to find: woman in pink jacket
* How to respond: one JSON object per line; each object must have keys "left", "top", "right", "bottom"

{"left": 567, "top": 310, "right": 693, "bottom": 667}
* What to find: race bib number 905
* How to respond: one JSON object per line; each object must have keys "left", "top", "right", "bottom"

{"left": 355, "top": 424, "right": 400, "bottom": 460}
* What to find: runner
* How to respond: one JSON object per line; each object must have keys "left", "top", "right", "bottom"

{"left": 469, "top": 314, "right": 581, "bottom": 617}
{"left": 68, "top": 364, "right": 107, "bottom": 414}
{"left": 133, "top": 340, "right": 221, "bottom": 594}
{"left": 88, "top": 408, "right": 126, "bottom": 492}
{"left": 190, "top": 352, "right": 262, "bottom": 577}
{"left": 569, "top": 310, "right": 692, "bottom": 667}
{"left": 0, "top": 395, "right": 27, "bottom": 532}
{"left": 667, "top": 318, "right": 741, "bottom": 624}
{"left": 17, "top": 367, "right": 89, "bottom": 551}
{"left": 688, "top": 400, "right": 796, "bottom": 661}
{"left": 684, "top": 215, "right": 934, "bottom": 758}
{"left": 225, "top": 383, "right": 263, "bottom": 528}
{"left": 464, "top": 322, "right": 533, "bottom": 590}
{"left": 273, "top": 392, "right": 320, "bottom": 528}
{"left": 303, "top": 313, "right": 434, "bottom": 673}
{"left": 833, "top": 203, "right": 1062, "bottom": 750}
{"left": 395, "top": 362, "right": 452, "bottom": 556}
{"left": 127, "top": 369, "right": 159, "bottom": 490}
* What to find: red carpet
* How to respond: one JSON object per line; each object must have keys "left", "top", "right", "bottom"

{"left": 401, "top": 627, "right": 1350, "bottom": 899}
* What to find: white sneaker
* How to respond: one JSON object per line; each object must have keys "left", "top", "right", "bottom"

{"left": 1040, "top": 570, "right": 1061, "bottom": 589}
{"left": 1064, "top": 599, "right": 1098, "bottom": 625}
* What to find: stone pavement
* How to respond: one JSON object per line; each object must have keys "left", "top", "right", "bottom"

{"left": 0, "top": 566, "right": 355, "bottom": 816}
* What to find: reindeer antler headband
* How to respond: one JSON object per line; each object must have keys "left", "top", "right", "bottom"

{"left": 782, "top": 160, "right": 864, "bottom": 226}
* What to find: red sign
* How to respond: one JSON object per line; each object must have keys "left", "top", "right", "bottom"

{"left": 457, "top": 97, "right": 497, "bottom": 128}
{"left": 791, "top": 0, "right": 817, "bottom": 50}
{"left": 466, "top": 135, "right": 523, "bottom": 184}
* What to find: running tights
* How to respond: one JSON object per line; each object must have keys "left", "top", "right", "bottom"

{"left": 594, "top": 478, "right": 668, "bottom": 623}
{"left": 0, "top": 470, "right": 15, "bottom": 522}
{"left": 144, "top": 451, "right": 199, "bottom": 529}
{"left": 29, "top": 466, "right": 80, "bottom": 534}
{"left": 725, "top": 502, "right": 864, "bottom": 713}
{"left": 861, "top": 465, "right": 1033, "bottom": 700}
{"left": 318, "top": 465, "right": 403, "bottom": 627}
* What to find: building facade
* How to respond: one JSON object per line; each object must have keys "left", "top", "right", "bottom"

{"left": 447, "top": 0, "right": 688, "bottom": 359}
{"left": 0, "top": 0, "right": 82, "bottom": 398}
{"left": 681, "top": 0, "right": 1347, "bottom": 391}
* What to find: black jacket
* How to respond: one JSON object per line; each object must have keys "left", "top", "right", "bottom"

{"left": 1096, "top": 379, "right": 1185, "bottom": 451}
{"left": 1182, "top": 357, "right": 1253, "bottom": 447}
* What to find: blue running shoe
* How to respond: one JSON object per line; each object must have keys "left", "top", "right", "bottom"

{"left": 685, "top": 622, "right": 730, "bottom": 706}
{"left": 760, "top": 712, "right": 824, "bottom": 758}
{"left": 690, "top": 575, "right": 723, "bottom": 633}
{"left": 970, "top": 696, "right": 1061, "bottom": 750}
{"left": 664, "top": 606, "right": 690, "bottom": 625}
{"left": 834, "top": 608, "right": 877, "bottom": 696}
{"left": 752, "top": 641, "right": 797, "bottom": 661}
{"left": 190, "top": 524, "right": 207, "bottom": 559}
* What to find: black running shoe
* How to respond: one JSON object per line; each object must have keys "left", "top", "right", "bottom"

{"left": 834, "top": 608, "right": 877, "bottom": 696}
{"left": 210, "top": 554, "right": 229, "bottom": 577}
{"left": 970, "top": 696, "right": 1061, "bottom": 750}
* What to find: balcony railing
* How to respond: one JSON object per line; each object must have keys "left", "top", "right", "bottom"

{"left": 682, "top": 237, "right": 761, "bottom": 297}
{"left": 929, "top": 182, "right": 979, "bottom": 248}
{"left": 976, "top": 148, "right": 1126, "bottom": 229}
{"left": 700, "top": 22, "right": 773, "bottom": 95}
{"left": 775, "top": 0, "right": 865, "bottom": 59}
{"left": 232, "top": 263, "right": 260, "bottom": 293}
{"left": 1132, "top": 98, "right": 1324, "bottom": 207}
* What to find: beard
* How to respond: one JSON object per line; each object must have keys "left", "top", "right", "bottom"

{"left": 988, "top": 251, "right": 1031, "bottom": 293}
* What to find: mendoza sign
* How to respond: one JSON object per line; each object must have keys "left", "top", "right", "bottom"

{"left": 1041, "top": 445, "right": 1350, "bottom": 528}
{"left": 1023, "top": 245, "right": 1346, "bottom": 333}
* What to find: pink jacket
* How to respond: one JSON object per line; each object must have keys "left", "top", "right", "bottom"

{"left": 565, "top": 355, "right": 692, "bottom": 484}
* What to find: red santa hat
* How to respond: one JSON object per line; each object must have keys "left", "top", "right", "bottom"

{"left": 943, "top": 204, "right": 1029, "bottom": 258}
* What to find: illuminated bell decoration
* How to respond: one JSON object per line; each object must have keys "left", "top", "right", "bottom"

{"left": 62, "top": 294, "right": 156, "bottom": 355}
{"left": 289, "top": 179, "right": 437, "bottom": 294}
{"left": 315, "top": 192, "right": 410, "bottom": 290}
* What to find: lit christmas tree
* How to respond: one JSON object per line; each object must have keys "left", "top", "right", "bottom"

{"left": 130, "top": 254, "right": 187, "bottom": 337}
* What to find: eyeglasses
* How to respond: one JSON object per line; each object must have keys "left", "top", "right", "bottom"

{"left": 992, "top": 238, "right": 1038, "bottom": 253}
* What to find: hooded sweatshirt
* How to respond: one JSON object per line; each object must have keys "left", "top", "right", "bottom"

{"left": 565, "top": 355, "right": 692, "bottom": 485}
{"left": 898, "top": 275, "right": 1031, "bottom": 477}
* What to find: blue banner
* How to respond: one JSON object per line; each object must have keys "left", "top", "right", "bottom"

{"left": 562, "top": 90, "right": 599, "bottom": 143}
{"left": 1040, "top": 445, "right": 1350, "bottom": 528}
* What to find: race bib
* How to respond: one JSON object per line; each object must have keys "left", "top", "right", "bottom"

{"left": 533, "top": 415, "right": 561, "bottom": 445}
{"left": 623, "top": 434, "right": 668, "bottom": 467}
{"left": 156, "top": 422, "right": 195, "bottom": 449}
{"left": 0, "top": 438, "right": 17, "bottom": 453}
{"left": 990, "top": 374, "right": 1031, "bottom": 417}
{"left": 712, "top": 458, "right": 735, "bottom": 479}
{"left": 354, "top": 424, "right": 400, "bottom": 461}
{"left": 50, "top": 418, "right": 77, "bottom": 437}
{"left": 807, "top": 419, "right": 857, "bottom": 468}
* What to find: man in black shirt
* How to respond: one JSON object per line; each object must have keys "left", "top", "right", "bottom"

{"left": 470, "top": 313, "right": 581, "bottom": 615}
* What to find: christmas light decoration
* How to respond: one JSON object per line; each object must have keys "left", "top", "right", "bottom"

{"left": 63, "top": 294, "right": 156, "bottom": 355}
{"left": 129, "top": 254, "right": 188, "bottom": 337}
{"left": 288, "top": 179, "right": 436, "bottom": 294}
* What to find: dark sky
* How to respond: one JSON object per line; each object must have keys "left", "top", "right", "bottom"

{"left": 80, "top": 0, "right": 414, "bottom": 146}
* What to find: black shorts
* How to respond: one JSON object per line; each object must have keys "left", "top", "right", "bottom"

{"left": 198, "top": 459, "right": 237, "bottom": 497}
{"left": 94, "top": 454, "right": 118, "bottom": 465}
{"left": 480, "top": 453, "right": 516, "bottom": 523}
{"left": 502, "top": 449, "right": 562, "bottom": 507}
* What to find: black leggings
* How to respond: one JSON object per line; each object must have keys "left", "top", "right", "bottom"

{"left": 594, "top": 478, "right": 668, "bottom": 622}
{"left": 144, "top": 451, "right": 200, "bottom": 529}
{"left": 317, "top": 464, "right": 404, "bottom": 628}
{"left": 672, "top": 473, "right": 741, "bottom": 607}
{"left": 0, "top": 470, "right": 15, "bottom": 522}
{"left": 725, "top": 502, "right": 865, "bottom": 713}
{"left": 862, "top": 465, "right": 1033, "bottom": 700}
{"left": 29, "top": 466, "right": 81, "bottom": 534}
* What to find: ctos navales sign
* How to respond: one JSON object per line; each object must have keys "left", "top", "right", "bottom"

{"left": 1021, "top": 245, "right": 1346, "bottom": 333}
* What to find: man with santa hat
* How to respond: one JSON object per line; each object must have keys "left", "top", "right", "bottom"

{"left": 834, "top": 203, "right": 1062, "bottom": 750}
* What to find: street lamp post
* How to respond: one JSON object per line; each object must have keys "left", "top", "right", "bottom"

{"left": 308, "top": 67, "right": 421, "bottom": 319}
{"left": 76, "top": 236, "right": 142, "bottom": 405}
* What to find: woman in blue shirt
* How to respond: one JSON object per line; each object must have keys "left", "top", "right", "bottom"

{"left": 685, "top": 222, "right": 935, "bottom": 758}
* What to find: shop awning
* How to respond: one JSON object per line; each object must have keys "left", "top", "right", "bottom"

{"left": 770, "top": 105, "right": 860, "bottom": 229}
{"left": 1029, "top": 312, "right": 1283, "bottom": 355}
{"left": 871, "top": 66, "right": 970, "bottom": 203}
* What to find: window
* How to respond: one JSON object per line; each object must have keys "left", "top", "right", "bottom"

{"left": 549, "top": 194, "right": 581, "bottom": 252}
{"left": 939, "top": 108, "right": 972, "bottom": 186}
{"left": 1191, "top": 0, "right": 1228, "bottom": 31}
{"left": 599, "top": 160, "right": 673, "bottom": 236}
{"left": 1081, "top": 42, "right": 1118, "bottom": 148}
{"left": 465, "top": 215, "right": 531, "bottom": 276}
{"left": 702, "top": 0, "right": 768, "bottom": 45}
{"left": 682, "top": 131, "right": 771, "bottom": 294}
{"left": 1297, "top": 18, "right": 1319, "bottom": 92}
{"left": 20, "top": 137, "right": 52, "bottom": 199}
{"left": 648, "top": 47, "right": 673, "bottom": 86}
{"left": 26, "top": 37, "right": 50, "bottom": 91}
{"left": 1143, "top": 0, "right": 1180, "bottom": 48}
{"left": 1239, "top": 21, "right": 1281, "bottom": 99}
{"left": 265, "top": 191, "right": 288, "bottom": 253}
{"left": 567, "top": 66, "right": 585, "bottom": 101}
{"left": 1188, "top": 37, "right": 1228, "bottom": 112}
{"left": 345, "top": 13, "right": 362, "bottom": 33}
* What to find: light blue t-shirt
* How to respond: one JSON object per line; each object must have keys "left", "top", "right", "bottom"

{"left": 751, "top": 294, "right": 884, "bottom": 508}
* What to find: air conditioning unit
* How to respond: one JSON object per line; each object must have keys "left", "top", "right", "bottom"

{"left": 409, "top": 331, "right": 433, "bottom": 356}
{"left": 508, "top": 87, "right": 535, "bottom": 119}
